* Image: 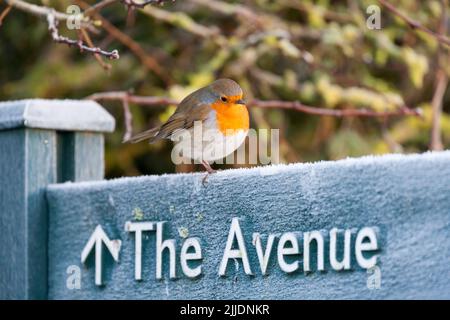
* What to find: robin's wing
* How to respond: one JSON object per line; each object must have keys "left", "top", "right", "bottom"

{"left": 125, "top": 126, "right": 160, "bottom": 143}
{"left": 127, "top": 94, "right": 211, "bottom": 144}
{"left": 151, "top": 102, "right": 210, "bottom": 143}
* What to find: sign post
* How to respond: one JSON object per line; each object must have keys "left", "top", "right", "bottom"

{"left": 0, "top": 99, "right": 115, "bottom": 299}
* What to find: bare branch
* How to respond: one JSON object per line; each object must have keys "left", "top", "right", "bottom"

{"left": 85, "top": 91, "right": 173, "bottom": 142}
{"left": 47, "top": 13, "right": 119, "bottom": 60}
{"left": 4, "top": 0, "right": 116, "bottom": 59}
{"left": 83, "top": 0, "right": 175, "bottom": 17}
{"left": 79, "top": 28, "right": 112, "bottom": 70}
{"left": 430, "top": 70, "right": 448, "bottom": 150}
{"left": 122, "top": 98, "right": 133, "bottom": 141}
{"left": 430, "top": 0, "right": 449, "bottom": 151}
{"left": 188, "top": 0, "right": 261, "bottom": 23}
{"left": 84, "top": 0, "right": 118, "bottom": 17}
{"left": 85, "top": 91, "right": 178, "bottom": 105}
{"left": 86, "top": 91, "right": 422, "bottom": 118}
{"left": 122, "top": 0, "right": 175, "bottom": 9}
{"left": 76, "top": 0, "right": 171, "bottom": 83}
{"left": 0, "top": 4, "right": 12, "bottom": 26}
{"left": 379, "top": 0, "right": 450, "bottom": 47}
{"left": 139, "top": 4, "right": 221, "bottom": 40}
{"left": 5, "top": 0, "right": 92, "bottom": 28}
{"left": 248, "top": 99, "right": 421, "bottom": 118}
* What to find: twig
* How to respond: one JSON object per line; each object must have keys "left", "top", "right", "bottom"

{"left": 430, "top": 0, "right": 449, "bottom": 151}
{"left": 5, "top": 0, "right": 92, "bottom": 28}
{"left": 0, "top": 4, "right": 12, "bottom": 26}
{"left": 86, "top": 91, "right": 178, "bottom": 105}
{"left": 379, "top": 0, "right": 450, "bottom": 47}
{"left": 84, "top": 0, "right": 118, "bottom": 17}
{"left": 430, "top": 70, "right": 448, "bottom": 150}
{"left": 188, "top": 0, "right": 321, "bottom": 44}
{"left": 85, "top": 91, "right": 422, "bottom": 118}
{"left": 4, "top": 0, "right": 114, "bottom": 59}
{"left": 83, "top": 0, "right": 175, "bottom": 16}
{"left": 139, "top": 4, "right": 221, "bottom": 40}
{"left": 79, "top": 28, "right": 112, "bottom": 70}
{"left": 85, "top": 91, "right": 169, "bottom": 142}
{"left": 122, "top": 98, "right": 133, "bottom": 141}
{"left": 122, "top": 0, "right": 175, "bottom": 8}
{"left": 76, "top": 0, "right": 171, "bottom": 83}
{"left": 188, "top": 0, "right": 261, "bottom": 23}
{"left": 47, "top": 12, "right": 119, "bottom": 60}
{"left": 248, "top": 99, "right": 421, "bottom": 118}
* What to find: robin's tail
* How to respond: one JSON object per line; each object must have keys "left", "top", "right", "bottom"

{"left": 124, "top": 127, "right": 161, "bottom": 143}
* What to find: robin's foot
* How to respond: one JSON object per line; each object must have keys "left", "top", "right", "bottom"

{"left": 201, "top": 160, "right": 216, "bottom": 186}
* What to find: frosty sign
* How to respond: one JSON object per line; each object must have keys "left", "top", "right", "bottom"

{"left": 46, "top": 152, "right": 450, "bottom": 299}
{"left": 81, "top": 218, "right": 379, "bottom": 285}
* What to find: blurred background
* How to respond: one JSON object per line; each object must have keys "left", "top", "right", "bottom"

{"left": 1, "top": 0, "right": 449, "bottom": 178}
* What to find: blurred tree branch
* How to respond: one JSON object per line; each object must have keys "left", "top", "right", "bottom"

{"left": 0, "top": 3, "right": 12, "bottom": 26}
{"left": 379, "top": 0, "right": 450, "bottom": 47}
{"left": 122, "top": 98, "right": 133, "bottom": 141}
{"left": 86, "top": 90, "right": 422, "bottom": 143}
{"left": 76, "top": 0, "right": 172, "bottom": 82}
{"left": 84, "top": 0, "right": 118, "bottom": 16}
{"left": 430, "top": 0, "right": 449, "bottom": 151}
{"left": 86, "top": 90, "right": 422, "bottom": 118}
{"left": 430, "top": 70, "right": 448, "bottom": 150}
{"left": 122, "top": 0, "right": 174, "bottom": 8}
{"left": 248, "top": 100, "right": 421, "bottom": 118}
{"left": 139, "top": 4, "right": 222, "bottom": 41}
{"left": 188, "top": 0, "right": 261, "bottom": 24}
{"left": 4, "top": 0, "right": 93, "bottom": 27}
{"left": 86, "top": 91, "right": 178, "bottom": 105}
{"left": 3, "top": 0, "right": 175, "bottom": 62}
{"left": 83, "top": 0, "right": 174, "bottom": 16}
{"left": 5, "top": 0, "right": 120, "bottom": 59}
{"left": 79, "top": 28, "right": 112, "bottom": 70}
{"left": 47, "top": 13, "right": 119, "bottom": 59}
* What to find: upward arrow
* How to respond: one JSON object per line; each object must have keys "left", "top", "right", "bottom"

{"left": 81, "top": 225, "right": 122, "bottom": 286}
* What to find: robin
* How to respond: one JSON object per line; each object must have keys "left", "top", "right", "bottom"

{"left": 126, "top": 79, "right": 249, "bottom": 176}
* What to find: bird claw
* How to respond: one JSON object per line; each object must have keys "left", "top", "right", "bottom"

{"left": 201, "top": 160, "right": 216, "bottom": 186}
{"left": 202, "top": 170, "right": 216, "bottom": 186}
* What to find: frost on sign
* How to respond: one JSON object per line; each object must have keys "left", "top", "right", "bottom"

{"left": 80, "top": 218, "right": 380, "bottom": 286}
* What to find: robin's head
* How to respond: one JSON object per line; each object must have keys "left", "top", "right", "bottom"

{"left": 206, "top": 79, "right": 249, "bottom": 134}
{"left": 208, "top": 79, "right": 245, "bottom": 107}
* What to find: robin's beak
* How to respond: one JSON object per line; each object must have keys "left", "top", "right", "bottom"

{"left": 235, "top": 99, "right": 245, "bottom": 105}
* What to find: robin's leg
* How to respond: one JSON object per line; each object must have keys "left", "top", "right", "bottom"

{"left": 202, "top": 160, "right": 215, "bottom": 173}
{"left": 201, "top": 160, "right": 216, "bottom": 185}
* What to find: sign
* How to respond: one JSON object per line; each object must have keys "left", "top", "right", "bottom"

{"left": 80, "top": 219, "right": 379, "bottom": 285}
{"left": 47, "top": 152, "right": 450, "bottom": 299}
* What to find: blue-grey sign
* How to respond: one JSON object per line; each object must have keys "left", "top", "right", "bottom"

{"left": 46, "top": 151, "right": 450, "bottom": 299}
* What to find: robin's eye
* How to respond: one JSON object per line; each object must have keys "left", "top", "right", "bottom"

{"left": 221, "top": 96, "right": 228, "bottom": 102}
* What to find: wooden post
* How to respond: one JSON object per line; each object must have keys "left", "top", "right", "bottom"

{"left": 0, "top": 99, "right": 115, "bottom": 299}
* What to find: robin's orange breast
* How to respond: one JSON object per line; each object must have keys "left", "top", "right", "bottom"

{"left": 211, "top": 99, "right": 249, "bottom": 135}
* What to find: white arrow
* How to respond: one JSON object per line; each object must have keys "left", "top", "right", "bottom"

{"left": 81, "top": 225, "right": 122, "bottom": 286}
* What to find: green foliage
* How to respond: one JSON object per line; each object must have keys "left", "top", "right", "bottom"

{"left": 0, "top": 0, "right": 449, "bottom": 177}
